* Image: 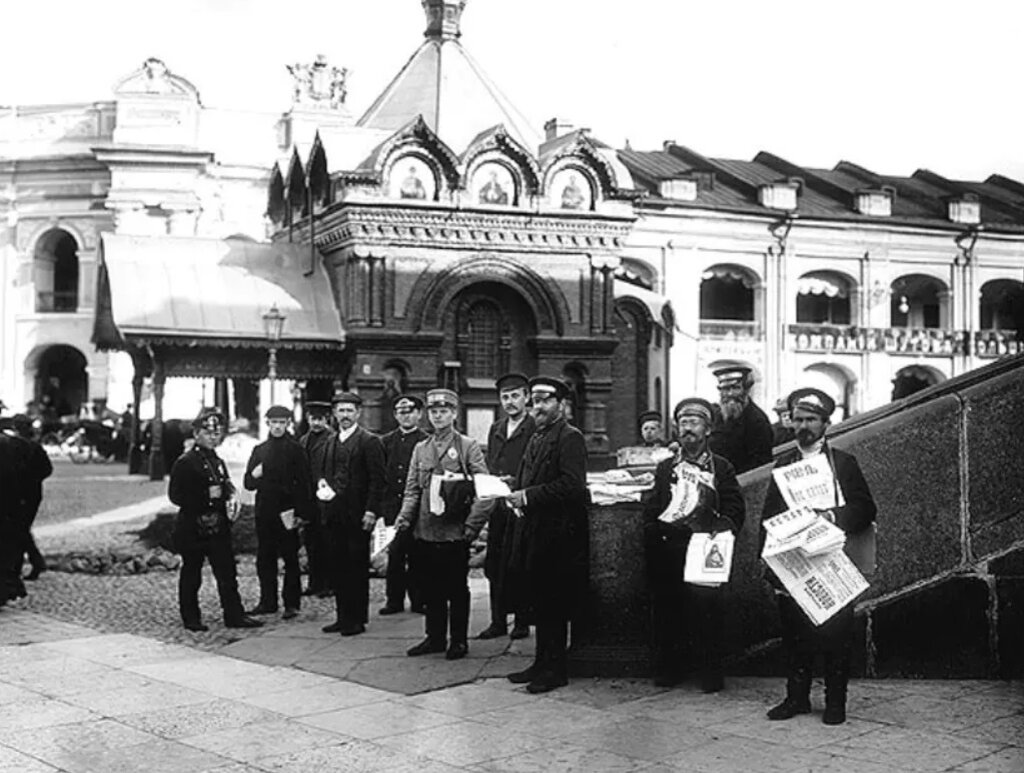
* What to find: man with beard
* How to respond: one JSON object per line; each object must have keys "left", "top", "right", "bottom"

{"left": 477, "top": 373, "right": 535, "bottom": 641}
{"left": 244, "top": 405, "right": 313, "bottom": 621}
{"left": 709, "top": 366, "right": 774, "bottom": 474}
{"left": 298, "top": 402, "right": 335, "bottom": 597}
{"left": 505, "top": 377, "right": 589, "bottom": 694}
{"left": 379, "top": 394, "right": 428, "bottom": 615}
{"left": 169, "top": 408, "right": 262, "bottom": 632}
{"left": 397, "top": 389, "right": 491, "bottom": 660}
{"left": 643, "top": 398, "right": 744, "bottom": 691}
{"left": 762, "top": 388, "right": 876, "bottom": 725}
{"left": 320, "top": 392, "right": 385, "bottom": 636}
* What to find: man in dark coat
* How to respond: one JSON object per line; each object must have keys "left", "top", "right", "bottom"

{"left": 761, "top": 388, "right": 877, "bottom": 725}
{"left": 505, "top": 376, "right": 589, "bottom": 694}
{"left": 477, "top": 372, "right": 536, "bottom": 641}
{"left": 297, "top": 401, "right": 335, "bottom": 597}
{"left": 643, "top": 398, "right": 745, "bottom": 692}
{"left": 709, "top": 365, "right": 774, "bottom": 474}
{"left": 0, "top": 427, "right": 29, "bottom": 605}
{"left": 379, "top": 394, "right": 428, "bottom": 615}
{"left": 168, "top": 408, "right": 262, "bottom": 632}
{"left": 320, "top": 391, "right": 386, "bottom": 636}
{"left": 6, "top": 415, "right": 52, "bottom": 580}
{"left": 243, "top": 405, "right": 313, "bottom": 620}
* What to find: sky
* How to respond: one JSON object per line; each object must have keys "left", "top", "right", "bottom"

{"left": 3, "top": 0, "right": 1022, "bottom": 181}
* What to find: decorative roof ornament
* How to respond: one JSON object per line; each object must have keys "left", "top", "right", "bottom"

{"left": 422, "top": 0, "right": 466, "bottom": 40}
{"left": 287, "top": 55, "right": 348, "bottom": 109}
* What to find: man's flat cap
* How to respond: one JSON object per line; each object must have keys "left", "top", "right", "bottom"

{"left": 787, "top": 388, "right": 836, "bottom": 419}
{"left": 495, "top": 372, "right": 530, "bottom": 393}
{"left": 638, "top": 410, "right": 663, "bottom": 426}
{"left": 265, "top": 405, "right": 292, "bottom": 420}
{"left": 305, "top": 401, "right": 332, "bottom": 416}
{"left": 528, "top": 376, "right": 569, "bottom": 401}
{"left": 331, "top": 391, "right": 362, "bottom": 406}
{"left": 673, "top": 397, "right": 714, "bottom": 423}
{"left": 394, "top": 394, "right": 424, "bottom": 411}
{"left": 426, "top": 388, "right": 459, "bottom": 408}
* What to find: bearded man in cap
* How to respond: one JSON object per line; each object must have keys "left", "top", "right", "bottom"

{"left": 477, "top": 372, "right": 536, "bottom": 642}
{"left": 709, "top": 366, "right": 774, "bottom": 474}
{"left": 379, "top": 394, "right": 428, "bottom": 615}
{"left": 643, "top": 398, "right": 745, "bottom": 692}
{"left": 320, "top": 391, "right": 385, "bottom": 636}
{"left": 169, "top": 408, "right": 262, "bottom": 632}
{"left": 297, "top": 401, "right": 335, "bottom": 597}
{"left": 396, "top": 389, "right": 492, "bottom": 660}
{"left": 761, "top": 388, "right": 877, "bottom": 725}
{"left": 244, "top": 405, "right": 313, "bottom": 620}
{"left": 505, "top": 376, "right": 589, "bottom": 694}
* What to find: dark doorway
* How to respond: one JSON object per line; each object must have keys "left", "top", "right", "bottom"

{"left": 34, "top": 345, "right": 88, "bottom": 418}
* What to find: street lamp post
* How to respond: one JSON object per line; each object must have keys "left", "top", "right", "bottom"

{"left": 262, "top": 304, "right": 286, "bottom": 404}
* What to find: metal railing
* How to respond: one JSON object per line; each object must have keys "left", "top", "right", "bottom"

{"left": 35, "top": 291, "right": 79, "bottom": 313}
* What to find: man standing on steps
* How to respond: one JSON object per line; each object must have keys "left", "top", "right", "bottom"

{"left": 169, "top": 407, "right": 262, "bottom": 632}
{"left": 297, "top": 401, "right": 336, "bottom": 598}
{"left": 709, "top": 365, "right": 774, "bottom": 474}
{"left": 320, "top": 392, "right": 385, "bottom": 636}
{"left": 379, "top": 394, "right": 428, "bottom": 615}
{"left": 761, "top": 387, "right": 877, "bottom": 726}
{"left": 505, "top": 376, "right": 589, "bottom": 694}
{"left": 477, "top": 372, "right": 535, "bottom": 642}
{"left": 244, "top": 405, "right": 313, "bottom": 622}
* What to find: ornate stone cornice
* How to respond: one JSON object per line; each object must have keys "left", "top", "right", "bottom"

{"left": 308, "top": 205, "right": 631, "bottom": 255}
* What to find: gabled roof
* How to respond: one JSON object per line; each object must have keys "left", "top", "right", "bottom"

{"left": 357, "top": 4, "right": 540, "bottom": 154}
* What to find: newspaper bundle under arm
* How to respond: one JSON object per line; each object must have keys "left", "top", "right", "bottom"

{"left": 763, "top": 546, "right": 869, "bottom": 626}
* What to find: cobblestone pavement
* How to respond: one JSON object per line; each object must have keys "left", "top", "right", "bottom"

{"left": 0, "top": 607, "right": 1021, "bottom": 773}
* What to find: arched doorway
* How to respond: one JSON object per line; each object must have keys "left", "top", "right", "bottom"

{"left": 33, "top": 229, "right": 79, "bottom": 313}
{"left": 802, "top": 363, "right": 856, "bottom": 420}
{"left": 32, "top": 345, "right": 88, "bottom": 419}
{"left": 443, "top": 281, "right": 538, "bottom": 442}
{"left": 892, "top": 365, "right": 944, "bottom": 401}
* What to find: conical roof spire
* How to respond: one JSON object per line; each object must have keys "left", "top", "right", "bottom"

{"left": 422, "top": 0, "right": 466, "bottom": 40}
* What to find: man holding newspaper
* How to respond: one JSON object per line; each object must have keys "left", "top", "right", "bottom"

{"left": 760, "top": 387, "right": 877, "bottom": 726}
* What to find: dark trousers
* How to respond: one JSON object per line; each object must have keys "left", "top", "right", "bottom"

{"left": 385, "top": 527, "right": 419, "bottom": 609}
{"left": 533, "top": 612, "right": 569, "bottom": 679}
{"left": 651, "top": 584, "right": 724, "bottom": 677}
{"left": 0, "top": 518, "right": 25, "bottom": 604}
{"left": 777, "top": 593, "right": 855, "bottom": 703}
{"left": 325, "top": 523, "right": 370, "bottom": 627}
{"left": 255, "top": 515, "right": 301, "bottom": 610}
{"left": 19, "top": 500, "right": 45, "bottom": 574}
{"left": 416, "top": 540, "right": 470, "bottom": 646}
{"left": 302, "top": 517, "right": 328, "bottom": 591}
{"left": 178, "top": 540, "right": 245, "bottom": 625}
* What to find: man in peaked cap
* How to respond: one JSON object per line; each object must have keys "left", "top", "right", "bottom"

{"left": 643, "top": 397, "right": 744, "bottom": 692}
{"left": 320, "top": 389, "right": 385, "bottom": 636}
{"left": 477, "top": 373, "right": 536, "bottom": 641}
{"left": 761, "top": 387, "right": 877, "bottom": 725}
{"left": 709, "top": 365, "right": 774, "bottom": 474}
{"left": 297, "top": 401, "right": 335, "bottom": 597}
{"left": 169, "top": 407, "right": 262, "bottom": 632}
{"left": 504, "top": 376, "right": 589, "bottom": 694}
{"left": 244, "top": 405, "right": 313, "bottom": 621}
{"left": 638, "top": 410, "right": 666, "bottom": 447}
{"left": 379, "top": 394, "right": 429, "bottom": 615}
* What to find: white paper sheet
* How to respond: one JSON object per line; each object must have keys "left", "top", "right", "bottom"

{"left": 684, "top": 532, "right": 735, "bottom": 586}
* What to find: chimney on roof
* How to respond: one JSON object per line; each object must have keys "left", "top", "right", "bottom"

{"left": 854, "top": 187, "right": 893, "bottom": 217}
{"left": 544, "top": 117, "right": 574, "bottom": 141}
{"left": 947, "top": 193, "right": 981, "bottom": 225}
{"left": 423, "top": 0, "right": 467, "bottom": 41}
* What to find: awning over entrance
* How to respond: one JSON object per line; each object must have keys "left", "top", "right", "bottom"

{"left": 93, "top": 234, "right": 344, "bottom": 350}
{"left": 614, "top": 279, "right": 675, "bottom": 331}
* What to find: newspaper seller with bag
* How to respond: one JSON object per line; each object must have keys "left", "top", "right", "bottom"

{"left": 761, "top": 387, "right": 877, "bottom": 725}
{"left": 642, "top": 397, "right": 745, "bottom": 693}
{"left": 169, "top": 408, "right": 262, "bottom": 632}
{"left": 395, "top": 389, "right": 492, "bottom": 660}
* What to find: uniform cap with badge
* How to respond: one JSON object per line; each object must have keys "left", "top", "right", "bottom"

{"left": 425, "top": 388, "right": 459, "bottom": 409}
{"left": 712, "top": 365, "right": 753, "bottom": 388}
{"left": 393, "top": 394, "right": 424, "bottom": 412}
{"left": 673, "top": 397, "right": 714, "bottom": 424}
{"left": 192, "top": 407, "right": 226, "bottom": 433}
{"left": 528, "top": 376, "right": 569, "bottom": 401}
{"left": 787, "top": 388, "right": 836, "bottom": 419}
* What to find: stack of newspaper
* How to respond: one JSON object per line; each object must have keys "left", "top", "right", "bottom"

{"left": 762, "top": 456, "right": 869, "bottom": 626}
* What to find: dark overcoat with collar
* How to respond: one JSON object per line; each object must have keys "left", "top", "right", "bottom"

{"left": 333, "top": 426, "right": 386, "bottom": 529}
{"left": 484, "top": 413, "right": 536, "bottom": 579}
{"left": 508, "top": 416, "right": 589, "bottom": 616}
{"left": 709, "top": 400, "right": 774, "bottom": 474}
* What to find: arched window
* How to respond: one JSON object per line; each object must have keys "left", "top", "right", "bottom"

{"left": 980, "top": 279, "right": 1024, "bottom": 333}
{"left": 700, "top": 265, "right": 756, "bottom": 321}
{"left": 34, "top": 229, "right": 79, "bottom": 313}
{"left": 797, "top": 271, "right": 852, "bottom": 325}
{"left": 461, "top": 300, "right": 506, "bottom": 379}
{"left": 891, "top": 274, "right": 946, "bottom": 328}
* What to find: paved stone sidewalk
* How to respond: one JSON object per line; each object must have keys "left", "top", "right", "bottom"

{"left": 1, "top": 607, "right": 1021, "bottom": 772}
